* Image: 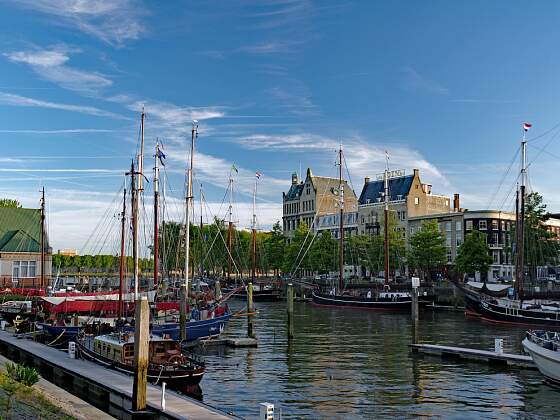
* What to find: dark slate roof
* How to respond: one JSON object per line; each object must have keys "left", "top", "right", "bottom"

{"left": 0, "top": 208, "right": 44, "bottom": 252}
{"left": 284, "top": 184, "right": 304, "bottom": 201}
{"left": 358, "top": 175, "right": 414, "bottom": 205}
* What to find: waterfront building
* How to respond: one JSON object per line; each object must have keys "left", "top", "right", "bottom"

{"left": 282, "top": 169, "right": 358, "bottom": 241}
{"left": 316, "top": 211, "right": 359, "bottom": 238}
{"left": 0, "top": 207, "right": 52, "bottom": 287}
{"left": 409, "top": 209, "right": 560, "bottom": 282}
{"left": 357, "top": 168, "right": 453, "bottom": 239}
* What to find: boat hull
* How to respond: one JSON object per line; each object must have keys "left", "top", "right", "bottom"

{"left": 132, "top": 313, "right": 232, "bottom": 341}
{"left": 478, "top": 300, "right": 560, "bottom": 328}
{"left": 76, "top": 339, "right": 204, "bottom": 387}
{"left": 312, "top": 291, "right": 411, "bottom": 311}
{"left": 523, "top": 337, "right": 560, "bottom": 383}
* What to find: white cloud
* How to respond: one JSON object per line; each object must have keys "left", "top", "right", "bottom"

{"left": 234, "top": 132, "right": 448, "bottom": 188}
{"left": 0, "top": 128, "right": 116, "bottom": 134}
{"left": 4, "top": 47, "right": 112, "bottom": 94}
{"left": 128, "top": 100, "right": 225, "bottom": 126}
{"left": 0, "top": 92, "right": 127, "bottom": 119}
{"left": 401, "top": 66, "right": 448, "bottom": 95}
{"left": 14, "top": 0, "right": 144, "bottom": 47}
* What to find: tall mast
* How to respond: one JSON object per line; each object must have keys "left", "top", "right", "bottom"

{"left": 338, "top": 145, "right": 344, "bottom": 292}
{"left": 130, "top": 160, "right": 139, "bottom": 300}
{"left": 384, "top": 153, "right": 390, "bottom": 287}
{"left": 119, "top": 187, "right": 127, "bottom": 320}
{"left": 519, "top": 130, "right": 527, "bottom": 295}
{"left": 153, "top": 139, "right": 160, "bottom": 291}
{"left": 40, "top": 187, "right": 45, "bottom": 289}
{"left": 180, "top": 120, "right": 198, "bottom": 341}
{"left": 251, "top": 174, "right": 258, "bottom": 284}
{"left": 133, "top": 109, "right": 145, "bottom": 300}
{"left": 199, "top": 183, "right": 204, "bottom": 279}
{"left": 227, "top": 172, "right": 233, "bottom": 282}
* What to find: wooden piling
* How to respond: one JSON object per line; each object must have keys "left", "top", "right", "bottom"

{"left": 132, "top": 296, "right": 149, "bottom": 411}
{"left": 215, "top": 280, "right": 222, "bottom": 300}
{"left": 247, "top": 282, "right": 254, "bottom": 338}
{"left": 411, "top": 287, "right": 419, "bottom": 344}
{"left": 287, "top": 283, "right": 294, "bottom": 340}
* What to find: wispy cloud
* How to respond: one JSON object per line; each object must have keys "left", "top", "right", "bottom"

{"left": 267, "top": 83, "right": 319, "bottom": 116}
{"left": 13, "top": 0, "right": 145, "bottom": 47}
{"left": 401, "top": 66, "right": 448, "bottom": 95}
{"left": 0, "top": 92, "right": 127, "bottom": 119}
{"left": 0, "top": 128, "right": 116, "bottom": 134}
{"left": 234, "top": 132, "right": 448, "bottom": 187}
{"left": 239, "top": 41, "right": 300, "bottom": 54}
{"left": 450, "top": 98, "right": 517, "bottom": 104}
{"left": 4, "top": 46, "right": 112, "bottom": 94}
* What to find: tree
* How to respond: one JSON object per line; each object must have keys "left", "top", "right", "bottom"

{"left": 264, "top": 222, "right": 285, "bottom": 277}
{"left": 0, "top": 199, "right": 21, "bottom": 208}
{"left": 409, "top": 220, "right": 447, "bottom": 280}
{"left": 282, "top": 222, "right": 311, "bottom": 275}
{"left": 522, "top": 192, "right": 560, "bottom": 280}
{"left": 455, "top": 230, "right": 493, "bottom": 280}
{"left": 309, "top": 230, "right": 337, "bottom": 274}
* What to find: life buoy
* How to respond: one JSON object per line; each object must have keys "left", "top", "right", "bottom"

{"left": 168, "top": 354, "right": 182, "bottom": 364}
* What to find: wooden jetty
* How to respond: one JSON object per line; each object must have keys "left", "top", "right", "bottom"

{"left": 410, "top": 343, "right": 536, "bottom": 369}
{"left": 0, "top": 330, "right": 238, "bottom": 419}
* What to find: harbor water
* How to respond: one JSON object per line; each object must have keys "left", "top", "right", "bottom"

{"left": 197, "top": 301, "right": 560, "bottom": 419}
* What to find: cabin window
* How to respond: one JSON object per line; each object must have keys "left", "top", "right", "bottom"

{"left": 12, "top": 261, "right": 36, "bottom": 278}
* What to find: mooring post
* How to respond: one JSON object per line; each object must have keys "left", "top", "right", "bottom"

{"left": 215, "top": 280, "right": 222, "bottom": 300}
{"left": 161, "top": 382, "right": 166, "bottom": 411}
{"left": 247, "top": 282, "right": 255, "bottom": 338}
{"left": 287, "top": 283, "right": 294, "bottom": 340}
{"left": 132, "top": 296, "right": 149, "bottom": 412}
{"left": 411, "top": 277, "right": 420, "bottom": 344}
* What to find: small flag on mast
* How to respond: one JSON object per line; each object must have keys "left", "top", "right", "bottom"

{"left": 523, "top": 122, "right": 532, "bottom": 132}
{"left": 231, "top": 164, "right": 238, "bottom": 173}
{"left": 255, "top": 171, "right": 262, "bottom": 179}
{"left": 156, "top": 146, "right": 166, "bottom": 166}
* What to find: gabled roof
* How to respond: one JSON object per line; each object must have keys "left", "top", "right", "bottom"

{"left": 359, "top": 175, "right": 414, "bottom": 205}
{"left": 0, "top": 207, "right": 44, "bottom": 253}
{"left": 284, "top": 184, "right": 304, "bottom": 201}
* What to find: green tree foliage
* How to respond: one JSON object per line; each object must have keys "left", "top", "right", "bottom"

{"left": 264, "top": 222, "right": 285, "bottom": 276}
{"left": 0, "top": 199, "right": 21, "bottom": 208}
{"left": 409, "top": 219, "right": 447, "bottom": 280}
{"left": 455, "top": 230, "right": 493, "bottom": 279}
{"left": 522, "top": 192, "right": 560, "bottom": 279}
{"left": 282, "top": 222, "right": 311, "bottom": 275}
{"left": 309, "top": 230, "right": 337, "bottom": 274}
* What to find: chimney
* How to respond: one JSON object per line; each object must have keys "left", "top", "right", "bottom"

{"left": 291, "top": 172, "right": 299, "bottom": 185}
{"left": 364, "top": 176, "right": 370, "bottom": 184}
{"left": 453, "top": 193, "right": 460, "bottom": 211}
{"left": 413, "top": 168, "right": 419, "bottom": 178}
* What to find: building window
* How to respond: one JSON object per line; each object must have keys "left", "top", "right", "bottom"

{"left": 13, "top": 261, "right": 37, "bottom": 278}
{"left": 501, "top": 220, "right": 506, "bottom": 231}
{"left": 456, "top": 234, "right": 462, "bottom": 247}
{"left": 492, "top": 220, "right": 498, "bottom": 230}
{"left": 414, "top": 197, "right": 419, "bottom": 205}
{"left": 466, "top": 220, "right": 473, "bottom": 230}
{"left": 447, "top": 249, "right": 453, "bottom": 263}
{"left": 493, "top": 251, "right": 499, "bottom": 264}
{"left": 493, "top": 232, "right": 499, "bottom": 245}
{"left": 479, "top": 220, "right": 487, "bottom": 230}
{"left": 445, "top": 222, "right": 451, "bottom": 232}
{"left": 306, "top": 184, "right": 310, "bottom": 195}
{"left": 456, "top": 221, "right": 462, "bottom": 231}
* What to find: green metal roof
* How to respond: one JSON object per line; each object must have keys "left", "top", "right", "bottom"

{"left": 0, "top": 208, "right": 44, "bottom": 253}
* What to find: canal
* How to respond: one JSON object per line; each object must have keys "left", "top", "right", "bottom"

{"left": 197, "top": 301, "right": 560, "bottom": 419}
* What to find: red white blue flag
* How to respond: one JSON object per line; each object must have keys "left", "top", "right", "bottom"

{"left": 523, "top": 122, "right": 532, "bottom": 131}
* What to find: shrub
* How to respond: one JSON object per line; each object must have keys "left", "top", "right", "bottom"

{"left": 5, "top": 362, "right": 39, "bottom": 386}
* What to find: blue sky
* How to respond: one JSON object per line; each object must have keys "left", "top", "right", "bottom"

{"left": 2, "top": 0, "right": 560, "bottom": 252}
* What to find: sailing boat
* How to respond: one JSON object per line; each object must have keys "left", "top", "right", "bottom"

{"left": 312, "top": 146, "right": 412, "bottom": 311}
{"left": 457, "top": 124, "right": 560, "bottom": 327}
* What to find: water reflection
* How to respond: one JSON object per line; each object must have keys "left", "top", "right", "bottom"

{"left": 195, "top": 302, "right": 560, "bottom": 419}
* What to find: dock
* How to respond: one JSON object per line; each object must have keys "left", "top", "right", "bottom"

{"left": 0, "top": 330, "right": 238, "bottom": 419}
{"left": 410, "top": 343, "right": 536, "bottom": 369}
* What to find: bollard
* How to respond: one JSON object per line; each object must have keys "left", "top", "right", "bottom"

{"left": 247, "top": 282, "right": 255, "bottom": 338}
{"left": 259, "top": 402, "right": 274, "bottom": 420}
{"left": 161, "top": 382, "right": 166, "bottom": 411}
{"left": 495, "top": 338, "right": 504, "bottom": 355}
{"left": 132, "top": 296, "right": 149, "bottom": 411}
{"left": 215, "top": 280, "right": 222, "bottom": 300}
{"left": 411, "top": 277, "right": 420, "bottom": 344}
{"left": 287, "top": 283, "right": 294, "bottom": 340}
{"left": 68, "top": 342, "right": 76, "bottom": 359}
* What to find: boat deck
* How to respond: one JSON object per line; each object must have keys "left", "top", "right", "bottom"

{"left": 410, "top": 343, "right": 536, "bottom": 369}
{"left": 0, "top": 330, "right": 236, "bottom": 419}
